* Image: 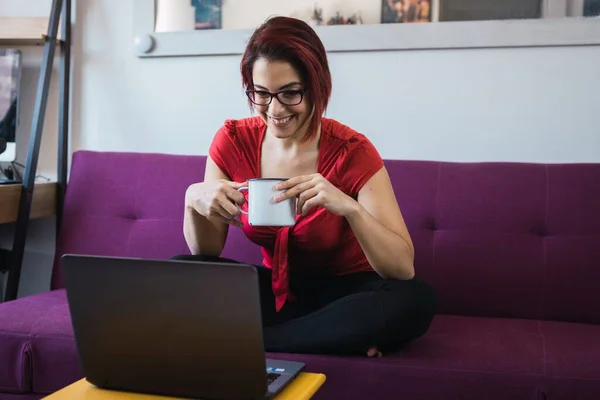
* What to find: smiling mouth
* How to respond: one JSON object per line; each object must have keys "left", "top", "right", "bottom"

{"left": 269, "top": 115, "right": 294, "bottom": 126}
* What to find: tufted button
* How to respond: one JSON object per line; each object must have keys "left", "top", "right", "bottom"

{"left": 122, "top": 213, "right": 138, "bottom": 221}
{"left": 532, "top": 224, "right": 547, "bottom": 237}
{"left": 428, "top": 219, "right": 437, "bottom": 231}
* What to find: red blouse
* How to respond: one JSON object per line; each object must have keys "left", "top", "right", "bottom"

{"left": 209, "top": 116, "right": 384, "bottom": 311}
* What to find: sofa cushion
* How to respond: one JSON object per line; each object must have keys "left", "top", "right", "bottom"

{"left": 385, "top": 161, "right": 600, "bottom": 324}
{"left": 0, "top": 326, "right": 29, "bottom": 393}
{"left": 28, "top": 291, "right": 81, "bottom": 394}
{"left": 400, "top": 315, "right": 544, "bottom": 374}
{"left": 269, "top": 315, "right": 600, "bottom": 399}
{"left": 0, "top": 290, "right": 60, "bottom": 393}
{"left": 0, "top": 290, "right": 81, "bottom": 395}
{"left": 542, "top": 321, "right": 600, "bottom": 399}
{"left": 269, "top": 315, "right": 546, "bottom": 399}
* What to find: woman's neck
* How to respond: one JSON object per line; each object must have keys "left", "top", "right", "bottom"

{"left": 265, "top": 123, "right": 321, "bottom": 155}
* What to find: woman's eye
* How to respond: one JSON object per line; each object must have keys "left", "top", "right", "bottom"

{"left": 282, "top": 91, "right": 299, "bottom": 98}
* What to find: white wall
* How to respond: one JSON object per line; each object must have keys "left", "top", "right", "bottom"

{"left": 74, "top": 1, "right": 600, "bottom": 163}
{"left": 1, "top": 0, "right": 599, "bottom": 297}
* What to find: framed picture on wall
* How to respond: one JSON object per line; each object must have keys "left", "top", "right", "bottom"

{"left": 191, "top": 0, "right": 222, "bottom": 29}
{"left": 382, "top": 0, "right": 432, "bottom": 23}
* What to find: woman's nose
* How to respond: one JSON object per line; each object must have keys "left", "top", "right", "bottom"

{"left": 268, "top": 96, "right": 286, "bottom": 115}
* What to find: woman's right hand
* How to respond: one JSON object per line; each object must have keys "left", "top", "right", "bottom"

{"left": 185, "top": 179, "right": 247, "bottom": 228}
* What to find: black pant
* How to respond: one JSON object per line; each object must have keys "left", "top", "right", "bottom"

{"left": 171, "top": 254, "right": 437, "bottom": 355}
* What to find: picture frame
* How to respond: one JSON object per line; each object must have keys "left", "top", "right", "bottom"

{"left": 584, "top": 0, "right": 600, "bottom": 17}
{"left": 382, "top": 0, "right": 432, "bottom": 24}
{"left": 191, "top": 0, "right": 222, "bottom": 30}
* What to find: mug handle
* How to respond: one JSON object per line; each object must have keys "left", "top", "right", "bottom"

{"left": 237, "top": 187, "right": 249, "bottom": 215}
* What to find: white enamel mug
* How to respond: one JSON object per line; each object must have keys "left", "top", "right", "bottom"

{"left": 237, "top": 178, "right": 297, "bottom": 226}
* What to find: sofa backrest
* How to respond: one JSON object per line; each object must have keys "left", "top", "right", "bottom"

{"left": 52, "top": 150, "right": 600, "bottom": 325}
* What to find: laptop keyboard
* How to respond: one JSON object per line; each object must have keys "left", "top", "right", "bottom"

{"left": 266, "top": 372, "right": 281, "bottom": 385}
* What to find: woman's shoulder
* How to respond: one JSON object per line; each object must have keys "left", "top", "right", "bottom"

{"left": 217, "top": 116, "right": 265, "bottom": 139}
{"left": 209, "top": 116, "right": 264, "bottom": 172}
{"left": 321, "top": 118, "right": 384, "bottom": 195}
{"left": 322, "top": 119, "right": 383, "bottom": 187}
{"left": 321, "top": 117, "right": 378, "bottom": 154}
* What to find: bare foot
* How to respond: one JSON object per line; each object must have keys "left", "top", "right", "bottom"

{"left": 367, "top": 346, "right": 382, "bottom": 358}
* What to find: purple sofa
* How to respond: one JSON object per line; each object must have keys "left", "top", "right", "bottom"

{"left": 0, "top": 150, "right": 599, "bottom": 400}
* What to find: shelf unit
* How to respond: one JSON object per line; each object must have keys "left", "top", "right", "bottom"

{"left": 0, "top": 0, "right": 71, "bottom": 302}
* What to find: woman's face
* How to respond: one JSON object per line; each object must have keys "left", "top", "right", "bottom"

{"left": 250, "top": 57, "right": 311, "bottom": 141}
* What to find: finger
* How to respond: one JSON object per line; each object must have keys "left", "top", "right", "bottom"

{"left": 213, "top": 213, "right": 243, "bottom": 228}
{"left": 297, "top": 187, "right": 319, "bottom": 214}
{"left": 222, "top": 185, "right": 246, "bottom": 205}
{"left": 212, "top": 192, "right": 243, "bottom": 218}
{"left": 276, "top": 180, "right": 316, "bottom": 203}
{"left": 210, "top": 204, "right": 243, "bottom": 228}
{"left": 301, "top": 192, "right": 323, "bottom": 215}
{"left": 275, "top": 175, "right": 312, "bottom": 190}
{"left": 226, "top": 180, "right": 247, "bottom": 189}
{"left": 211, "top": 202, "right": 236, "bottom": 220}
{"left": 216, "top": 194, "right": 242, "bottom": 217}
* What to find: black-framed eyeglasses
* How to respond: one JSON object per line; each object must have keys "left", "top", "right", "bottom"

{"left": 245, "top": 89, "right": 305, "bottom": 106}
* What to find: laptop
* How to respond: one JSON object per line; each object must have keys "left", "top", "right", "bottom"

{"left": 61, "top": 254, "right": 305, "bottom": 400}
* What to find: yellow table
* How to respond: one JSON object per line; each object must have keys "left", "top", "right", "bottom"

{"left": 43, "top": 373, "right": 326, "bottom": 400}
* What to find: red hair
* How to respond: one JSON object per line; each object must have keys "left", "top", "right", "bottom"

{"left": 240, "top": 16, "right": 332, "bottom": 142}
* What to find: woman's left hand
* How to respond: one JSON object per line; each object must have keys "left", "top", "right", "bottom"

{"left": 274, "top": 174, "right": 358, "bottom": 217}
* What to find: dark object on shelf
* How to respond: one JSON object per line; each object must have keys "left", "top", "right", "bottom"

{"left": 584, "top": 0, "right": 600, "bottom": 17}
{"left": 327, "top": 12, "right": 345, "bottom": 25}
{"left": 439, "top": 0, "right": 538, "bottom": 22}
{"left": 0, "top": 98, "right": 17, "bottom": 144}
{"left": 347, "top": 12, "right": 363, "bottom": 25}
{"left": 0, "top": 248, "right": 12, "bottom": 273}
{"left": 311, "top": 4, "right": 323, "bottom": 25}
{"left": 326, "top": 11, "right": 363, "bottom": 25}
{"left": 0, "top": 163, "right": 20, "bottom": 184}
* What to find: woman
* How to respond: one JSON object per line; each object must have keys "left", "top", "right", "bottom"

{"left": 181, "top": 16, "right": 436, "bottom": 357}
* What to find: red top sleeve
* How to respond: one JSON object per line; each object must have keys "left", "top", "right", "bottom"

{"left": 208, "top": 120, "right": 241, "bottom": 180}
{"left": 340, "top": 136, "right": 385, "bottom": 197}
